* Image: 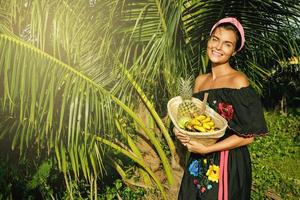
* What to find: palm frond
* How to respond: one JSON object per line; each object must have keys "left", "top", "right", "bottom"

{"left": 0, "top": 31, "right": 175, "bottom": 192}
{"left": 0, "top": 34, "right": 112, "bottom": 182}
{"left": 92, "top": 134, "right": 168, "bottom": 200}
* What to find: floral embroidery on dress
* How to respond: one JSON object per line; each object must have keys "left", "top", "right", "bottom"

{"left": 206, "top": 164, "right": 220, "bottom": 182}
{"left": 217, "top": 102, "right": 234, "bottom": 121}
{"left": 188, "top": 158, "right": 219, "bottom": 195}
{"left": 189, "top": 160, "right": 201, "bottom": 176}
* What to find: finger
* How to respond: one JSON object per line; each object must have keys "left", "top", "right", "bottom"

{"left": 176, "top": 134, "right": 187, "bottom": 138}
{"left": 182, "top": 138, "right": 191, "bottom": 143}
{"left": 175, "top": 133, "right": 185, "bottom": 139}
{"left": 174, "top": 131, "right": 186, "bottom": 137}
{"left": 180, "top": 136, "right": 191, "bottom": 141}
{"left": 173, "top": 127, "right": 180, "bottom": 133}
{"left": 176, "top": 136, "right": 190, "bottom": 143}
{"left": 175, "top": 131, "right": 186, "bottom": 137}
{"left": 185, "top": 143, "right": 191, "bottom": 152}
{"left": 173, "top": 128, "right": 180, "bottom": 136}
{"left": 177, "top": 138, "right": 187, "bottom": 144}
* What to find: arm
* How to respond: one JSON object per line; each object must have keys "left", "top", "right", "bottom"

{"left": 174, "top": 127, "right": 254, "bottom": 154}
{"left": 191, "top": 134, "right": 254, "bottom": 154}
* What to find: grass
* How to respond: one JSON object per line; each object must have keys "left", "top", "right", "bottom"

{"left": 250, "top": 111, "right": 300, "bottom": 199}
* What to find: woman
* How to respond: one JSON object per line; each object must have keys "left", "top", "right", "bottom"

{"left": 174, "top": 17, "right": 268, "bottom": 200}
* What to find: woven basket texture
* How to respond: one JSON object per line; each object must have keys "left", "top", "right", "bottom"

{"left": 168, "top": 96, "right": 228, "bottom": 145}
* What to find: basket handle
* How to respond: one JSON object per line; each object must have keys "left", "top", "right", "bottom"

{"left": 200, "top": 92, "right": 209, "bottom": 114}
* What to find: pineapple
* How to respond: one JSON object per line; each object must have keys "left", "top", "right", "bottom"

{"left": 177, "top": 77, "right": 201, "bottom": 121}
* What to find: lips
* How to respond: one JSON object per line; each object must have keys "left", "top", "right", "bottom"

{"left": 212, "top": 50, "right": 223, "bottom": 57}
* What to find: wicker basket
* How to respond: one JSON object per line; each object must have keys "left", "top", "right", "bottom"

{"left": 167, "top": 96, "right": 228, "bottom": 145}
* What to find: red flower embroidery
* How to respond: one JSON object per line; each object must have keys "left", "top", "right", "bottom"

{"left": 200, "top": 186, "right": 206, "bottom": 193}
{"left": 193, "top": 179, "right": 199, "bottom": 185}
{"left": 217, "top": 102, "right": 234, "bottom": 121}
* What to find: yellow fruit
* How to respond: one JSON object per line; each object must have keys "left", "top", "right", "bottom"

{"left": 189, "top": 118, "right": 201, "bottom": 126}
{"left": 178, "top": 116, "right": 191, "bottom": 129}
{"left": 202, "top": 123, "right": 211, "bottom": 130}
{"left": 177, "top": 77, "right": 202, "bottom": 119}
{"left": 185, "top": 123, "right": 194, "bottom": 131}
{"left": 206, "top": 121, "right": 215, "bottom": 127}
{"left": 201, "top": 117, "right": 211, "bottom": 123}
{"left": 195, "top": 115, "right": 206, "bottom": 121}
{"left": 194, "top": 125, "right": 206, "bottom": 132}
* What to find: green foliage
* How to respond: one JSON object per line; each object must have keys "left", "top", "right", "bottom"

{"left": 26, "top": 160, "right": 52, "bottom": 190}
{"left": 0, "top": 154, "right": 61, "bottom": 200}
{"left": 0, "top": 0, "right": 300, "bottom": 199}
{"left": 0, "top": 151, "right": 147, "bottom": 199}
{"left": 99, "top": 179, "right": 145, "bottom": 200}
{"left": 250, "top": 112, "right": 300, "bottom": 199}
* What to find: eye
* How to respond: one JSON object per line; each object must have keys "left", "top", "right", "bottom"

{"left": 224, "top": 43, "right": 233, "bottom": 48}
{"left": 210, "top": 37, "right": 218, "bottom": 43}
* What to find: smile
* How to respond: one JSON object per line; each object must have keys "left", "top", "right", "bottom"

{"left": 212, "top": 50, "right": 223, "bottom": 57}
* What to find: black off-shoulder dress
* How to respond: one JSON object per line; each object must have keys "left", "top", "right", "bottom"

{"left": 177, "top": 86, "right": 268, "bottom": 200}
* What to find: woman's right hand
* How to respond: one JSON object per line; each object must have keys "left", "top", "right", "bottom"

{"left": 173, "top": 127, "right": 210, "bottom": 154}
{"left": 173, "top": 127, "right": 191, "bottom": 146}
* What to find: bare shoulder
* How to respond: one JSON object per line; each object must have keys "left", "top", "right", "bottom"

{"left": 231, "top": 71, "right": 249, "bottom": 88}
{"left": 193, "top": 73, "right": 210, "bottom": 92}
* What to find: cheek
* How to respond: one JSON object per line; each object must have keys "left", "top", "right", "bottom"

{"left": 207, "top": 41, "right": 214, "bottom": 51}
{"left": 207, "top": 39, "right": 214, "bottom": 47}
{"left": 224, "top": 48, "right": 236, "bottom": 56}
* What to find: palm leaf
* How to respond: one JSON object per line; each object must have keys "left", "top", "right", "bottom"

{"left": 115, "top": 118, "right": 152, "bottom": 186}
{"left": 92, "top": 134, "right": 168, "bottom": 200}
{"left": 0, "top": 32, "right": 175, "bottom": 192}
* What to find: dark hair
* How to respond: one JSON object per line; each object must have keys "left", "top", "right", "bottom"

{"left": 212, "top": 22, "right": 241, "bottom": 51}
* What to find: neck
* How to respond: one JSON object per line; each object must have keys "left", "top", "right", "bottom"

{"left": 211, "top": 63, "right": 233, "bottom": 80}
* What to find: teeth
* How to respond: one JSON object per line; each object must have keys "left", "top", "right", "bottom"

{"left": 212, "top": 50, "right": 222, "bottom": 56}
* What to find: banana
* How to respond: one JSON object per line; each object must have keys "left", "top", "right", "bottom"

{"left": 186, "top": 123, "right": 194, "bottom": 131}
{"left": 202, "top": 123, "right": 211, "bottom": 130}
{"left": 189, "top": 118, "right": 201, "bottom": 126}
{"left": 195, "top": 115, "right": 206, "bottom": 121}
{"left": 182, "top": 114, "right": 217, "bottom": 133}
{"left": 206, "top": 121, "right": 215, "bottom": 127}
{"left": 201, "top": 116, "right": 212, "bottom": 123}
{"left": 194, "top": 125, "right": 206, "bottom": 132}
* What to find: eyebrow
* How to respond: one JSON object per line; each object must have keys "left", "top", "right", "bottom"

{"left": 211, "top": 35, "right": 235, "bottom": 45}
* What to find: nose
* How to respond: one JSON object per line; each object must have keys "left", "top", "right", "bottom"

{"left": 216, "top": 41, "right": 222, "bottom": 50}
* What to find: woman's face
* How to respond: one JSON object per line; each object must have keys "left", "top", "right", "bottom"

{"left": 207, "top": 27, "right": 237, "bottom": 65}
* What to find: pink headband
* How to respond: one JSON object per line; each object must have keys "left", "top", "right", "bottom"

{"left": 210, "top": 17, "right": 245, "bottom": 52}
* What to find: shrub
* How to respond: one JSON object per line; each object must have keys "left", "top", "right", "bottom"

{"left": 250, "top": 112, "right": 300, "bottom": 199}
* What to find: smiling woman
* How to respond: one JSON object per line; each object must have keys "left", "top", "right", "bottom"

{"left": 174, "top": 17, "right": 268, "bottom": 200}
{"left": 207, "top": 27, "right": 238, "bottom": 66}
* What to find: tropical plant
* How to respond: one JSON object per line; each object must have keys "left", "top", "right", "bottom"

{"left": 0, "top": 0, "right": 180, "bottom": 199}
{"left": 0, "top": 0, "right": 299, "bottom": 199}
